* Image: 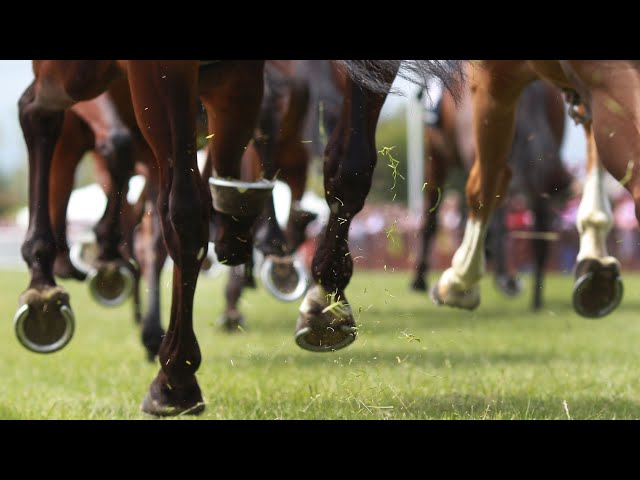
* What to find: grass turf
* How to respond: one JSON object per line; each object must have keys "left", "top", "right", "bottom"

{"left": 0, "top": 268, "right": 639, "bottom": 419}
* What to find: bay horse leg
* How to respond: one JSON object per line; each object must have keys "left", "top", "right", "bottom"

{"left": 295, "top": 68, "right": 396, "bottom": 352}
{"left": 127, "top": 61, "right": 210, "bottom": 416}
{"left": 50, "top": 110, "right": 93, "bottom": 281}
{"left": 259, "top": 73, "right": 312, "bottom": 302}
{"left": 431, "top": 61, "right": 532, "bottom": 310}
{"left": 71, "top": 93, "right": 136, "bottom": 307}
{"left": 15, "top": 60, "right": 121, "bottom": 353}
{"left": 140, "top": 191, "right": 168, "bottom": 361}
{"left": 571, "top": 121, "right": 622, "bottom": 317}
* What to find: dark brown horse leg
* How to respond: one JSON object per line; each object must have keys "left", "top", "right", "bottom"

{"left": 218, "top": 265, "right": 247, "bottom": 332}
{"left": 201, "top": 61, "right": 267, "bottom": 266}
{"left": 295, "top": 69, "right": 396, "bottom": 352}
{"left": 15, "top": 60, "right": 125, "bottom": 353}
{"left": 531, "top": 199, "right": 551, "bottom": 311}
{"left": 140, "top": 194, "right": 168, "bottom": 361}
{"left": 127, "top": 61, "right": 210, "bottom": 416}
{"left": 15, "top": 81, "right": 75, "bottom": 353}
{"left": 411, "top": 142, "right": 448, "bottom": 292}
{"left": 50, "top": 110, "right": 93, "bottom": 281}
{"left": 259, "top": 74, "right": 312, "bottom": 302}
{"left": 490, "top": 205, "right": 522, "bottom": 297}
{"left": 72, "top": 94, "right": 136, "bottom": 307}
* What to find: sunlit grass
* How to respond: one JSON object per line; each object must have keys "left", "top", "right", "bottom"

{"left": 1, "top": 268, "right": 640, "bottom": 419}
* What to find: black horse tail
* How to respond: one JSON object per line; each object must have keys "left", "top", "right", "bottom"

{"left": 334, "top": 60, "right": 465, "bottom": 99}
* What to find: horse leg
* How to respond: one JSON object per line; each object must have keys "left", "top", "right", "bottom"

{"left": 201, "top": 61, "right": 267, "bottom": 266}
{"left": 218, "top": 265, "right": 247, "bottom": 332}
{"left": 491, "top": 205, "right": 522, "bottom": 297}
{"left": 15, "top": 60, "right": 126, "bottom": 354}
{"left": 411, "top": 136, "right": 448, "bottom": 292}
{"left": 140, "top": 193, "right": 168, "bottom": 361}
{"left": 259, "top": 73, "right": 312, "bottom": 302}
{"left": 15, "top": 82, "right": 75, "bottom": 353}
{"left": 295, "top": 68, "right": 396, "bottom": 352}
{"left": 72, "top": 93, "right": 136, "bottom": 307}
{"left": 432, "top": 61, "right": 532, "bottom": 310}
{"left": 50, "top": 110, "right": 93, "bottom": 281}
{"left": 531, "top": 199, "right": 551, "bottom": 311}
{"left": 571, "top": 122, "right": 622, "bottom": 317}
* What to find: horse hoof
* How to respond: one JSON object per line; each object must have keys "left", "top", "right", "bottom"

{"left": 217, "top": 310, "right": 246, "bottom": 333}
{"left": 88, "top": 263, "right": 134, "bottom": 307}
{"left": 142, "top": 325, "right": 165, "bottom": 362}
{"left": 260, "top": 255, "right": 308, "bottom": 302}
{"left": 495, "top": 275, "right": 522, "bottom": 297}
{"left": 140, "top": 375, "right": 205, "bottom": 417}
{"left": 14, "top": 287, "right": 75, "bottom": 353}
{"left": 411, "top": 277, "right": 428, "bottom": 292}
{"left": 294, "top": 285, "right": 357, "bottom": 352}
{"left": 573, "top": 259, "right": 623, "bottom": 318}
{"left": 54, "top": 254, "right": 87, "bottom": 281}
{"left": 430, "top": 269, "right": 480, "bottom": 310}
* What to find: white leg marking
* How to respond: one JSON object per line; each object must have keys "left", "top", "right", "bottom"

{"left": 448, "top": 217, "right": 489, "bottom": 289}
{"left": 576, "top": 163, "right": 617, "bottom": 265}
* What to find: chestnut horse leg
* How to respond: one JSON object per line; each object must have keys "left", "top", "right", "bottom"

{"left": 15, "top": 60, "right": 121, "bottom": 353}
{"left": 431, "top": 61, "right": 534, "bottom": 309}
{"left": 128, "top": 60, "right": 265, "bottom": 415}
{"left": 71, "top": 93, "right": 136, "bottom": 307}
{"left": 571, "top": 121, "right": 623, "bottom": 317}
{"left": 50, "top": 110, "right": 94, "bottom": 281}
{"left": 295, "top": 67, "right": 397, "bottom": 352}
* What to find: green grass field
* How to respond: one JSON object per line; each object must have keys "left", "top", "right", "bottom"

{"left": 1, "top": 268, "right": 640, "bottom": 420}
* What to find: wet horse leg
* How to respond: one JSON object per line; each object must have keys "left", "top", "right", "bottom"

{"left": 295, "top": 68, "right": 396, "bottom": 352}
{"left": 432, "top": 61, "right": 533, "bottom": 309}
{"left": 15, "top": 60, "right": 121, "bottom": 353}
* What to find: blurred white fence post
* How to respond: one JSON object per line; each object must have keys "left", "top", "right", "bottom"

{"left": 406, "top": 87, "right": 424, "bottom": 217}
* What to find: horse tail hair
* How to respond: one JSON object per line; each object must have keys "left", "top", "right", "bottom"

{"left": 334, "top": 60, "right": 465, "bottom": 99}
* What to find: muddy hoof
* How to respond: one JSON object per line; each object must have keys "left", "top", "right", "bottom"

{"left": 411, "top": 276, "right": 428, "bottom": 292}
{"left": 260, "top": 255, "right": 308, "bottom": 302}
{"left": 217, "top": 310, "right": 246, "bottom": 333}
{"left": 573, "top": 259, "right": 623, "bottom": 318}
{"left": 54, "top": 254, "right": 87, "bottom": 281}
{"left": 141, "top": 374, "right": 205, "bottom": 417}
{"left": 294, "top": 285, "right": 357, "bottom": 352}
{"left": 430, "top": 269, "right": 480, "bottom": 310}
{"left": 14, "top": 287, "right": 75, "bottom": 353}
{"left": 88, "top": 262, "right": 134, "bottom": 307}
{"left": 495, "top": 275, "right": 522, "bottom": 297}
